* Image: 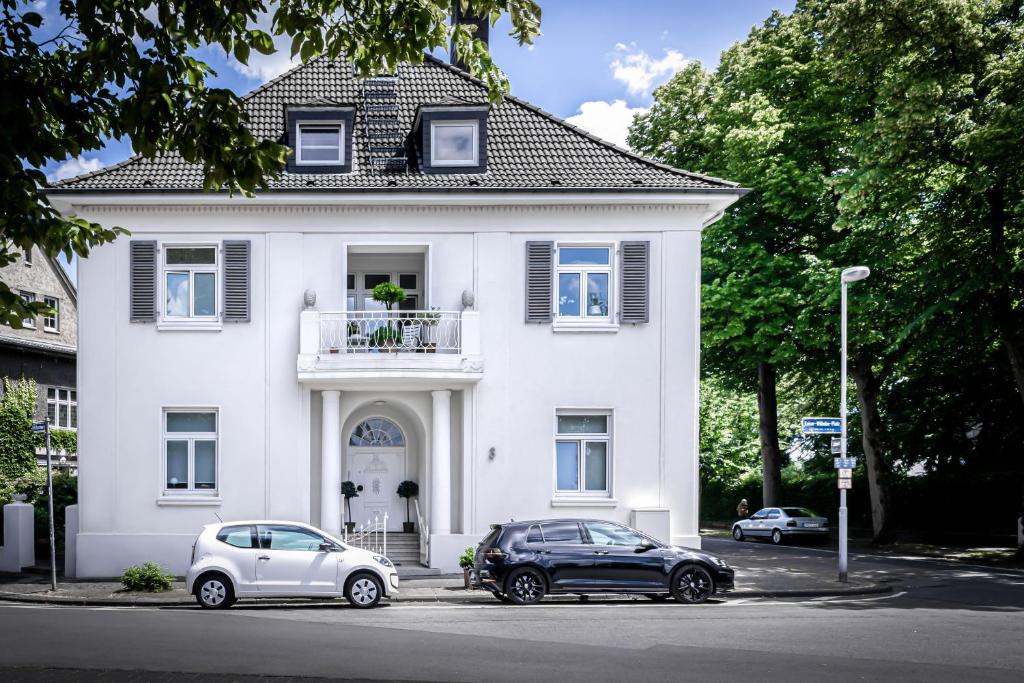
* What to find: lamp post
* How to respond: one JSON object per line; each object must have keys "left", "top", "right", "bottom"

{"left": 839, "top": 266, "right": 870, "bottom": 583}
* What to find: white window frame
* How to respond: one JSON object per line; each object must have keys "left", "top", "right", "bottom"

{"left": 160, "top": 243, "right": 220, "bottom": 326}
{"left": 46, "top": 387, "right": 77, "bottom": 430}
{"left": 19, "top": 291, "right": 35, "bottom": 328}
{"left": 296, "top": 121, "right": 345, "bottom": 166}
{"left": 43, "top": 295, "right": 59, "bottom": 332}
{"left": 554, "top": 243, "right": 615, "bottom": 326}
{"left": 161, "top": 407, "right": 219, "bottom": 498}
{"left": 346, "top": 271, "right": 424, "bottom": 312}
{"left": 430, "top": 120, "right": 479, "bottom": 167}
{"left": 553, "top": 408, "right": 613, "bottom": 499}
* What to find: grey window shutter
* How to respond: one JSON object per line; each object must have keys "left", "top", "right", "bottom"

{"left": 129, "top": 240, "right": 157, "bottom": 322}
{"left": 223, "top": 240, "right": 251, "bottom": 322}
{"left": 525, "top": 241, "right": 554, "bottom": 323}
{"left": 620, "top": 241, "right": 650, "bottom": 324}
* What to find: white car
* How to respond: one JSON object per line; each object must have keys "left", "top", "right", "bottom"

{"left": 186, "top": 521, "right": 399, "bottom": 609}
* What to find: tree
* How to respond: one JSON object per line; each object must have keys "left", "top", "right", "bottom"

{"left": 630, "top": 10, "right": 850, "bottom": 508}
{"left": 0, "top": 378, "right": 39, "bottom": 503}
{"left": 0, "top": 0, "right": 541, "bottom": 325}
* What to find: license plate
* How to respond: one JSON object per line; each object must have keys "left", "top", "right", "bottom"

{"left": 804, "top": 523, "right": 819, "bottom": 528}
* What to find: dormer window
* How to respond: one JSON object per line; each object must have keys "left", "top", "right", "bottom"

{"left": 286, "top": 106, "right": 354, "bottom": 174}
{"left": 430, "top": 121, "right": 478, "bottom": 166}
{"left": 416, "top": 104, "right": 488, "bottom": 174}
{"left": 297, "top": 123, "right": 345, "bottom": 166}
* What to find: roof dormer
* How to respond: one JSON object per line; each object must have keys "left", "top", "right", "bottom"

{"left": 285, "top": 105, "right": 355, "bottom": 174}
{"left": 414, "top": 104, "right": 488, "bottom": 174}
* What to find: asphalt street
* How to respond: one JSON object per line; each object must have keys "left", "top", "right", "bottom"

{"left": 1, "top": 539, "right": 1022, "bottom": 683}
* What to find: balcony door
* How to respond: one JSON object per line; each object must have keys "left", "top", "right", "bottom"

{"left": 346, "top": 272, "right": 422, "bottom": 312}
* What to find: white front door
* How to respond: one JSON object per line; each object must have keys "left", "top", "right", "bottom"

{"left": 347, "top": 448, "right": 406, "bottom": 531}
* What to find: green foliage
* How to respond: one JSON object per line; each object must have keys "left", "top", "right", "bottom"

{"left": 371, "top": 282, "right": 407, "bottom": 311}
{"left": 396, "top": 480, "right": 419, "bottom": 499}
{"left": 0, "top": 378, "right": 39, "bottom": 503}
{"left": 369, "top": 327, "right": 402, "bottom": 348}
{"left": 31, "top": 471, "right": 78, "bottom": 551}
{"left": 120, "top": 562, "right": 175, "bottom": 592}
{"left": 458, "top": 546, "right": 475, "bottom": 570}
{"left": 1, "top": 0, "right": 542, "bottom": 325}
{"left": 341, "top": 481, "right": 359, "bottom": 499}
{"left": 46, "top": 430, "right": 78, "bottom": 455}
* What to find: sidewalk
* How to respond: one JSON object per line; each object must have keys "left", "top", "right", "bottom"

{"left": 0, "top": 551, "right": 889, "bottom": 607}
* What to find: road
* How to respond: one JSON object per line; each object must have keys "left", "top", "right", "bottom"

{"left": 1, "top": 539, "right": 1022, "bottom": 682}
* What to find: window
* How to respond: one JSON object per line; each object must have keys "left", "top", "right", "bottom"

{"left": 217, "top": 525, "right": 256, "bottom": 549}
{"left": 19, "top": 291, "right": 35, "bottom": 328}
{"left": 584, "top": 522, "right": 646, "bottom": 547}
{"left": 163, "top": 409, "right": 217, "bottom": 494}
{"left": 349, "top": 417, "right": 405, "bottom": 447}
{"left": 526, "top": 524, "right": 544, "bottom": 544}
{"left": 751, "top": 509, "right": 768, "bottom": 520}
{"left": 297, "top": 122, "right": 345, "bottom": 166}
{"left": 43, "top": 296, "right": 59, "bottom": 332}
{"left": 430, "top": 120, "right": 478, "bottom": 166}
{"left": 163, "top": 245, "right": 217, "bottom": 320}
{"left": 538, "top": 522, "right": 585, "bottom": 544}
{"left": 555, "top": 412, "right": 611, "bottom": 496}
{"left": 46, "top": 388, "right": 77, "bottom": 429}
{"left": 556, "top": 246, "right": 612, "bottom": 321}
{"left": 346, "top": 272, "right": 423, "bottom": 312}
{"left": 258, "top": 525, "right": 325, "bottom": 551}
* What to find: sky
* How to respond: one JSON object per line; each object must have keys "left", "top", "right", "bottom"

{"left": 44, "top": 0, "right": 796, "bottom": 280}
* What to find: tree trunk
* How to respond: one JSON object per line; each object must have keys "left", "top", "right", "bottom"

{"left": 851, "top": 356, "right": 893, "bottom": 543}
{"left": 757, "top": 361, "right": 784, "bottom": 507}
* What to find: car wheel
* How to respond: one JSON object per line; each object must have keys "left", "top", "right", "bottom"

{"left": 770, "top": 528, "right": 784, "bottom": 545}
{"left": 345, "top": 572, "right": 384, "bottom": 609}
{"left": 506, "top": 567, "right": 546, "bottom": 605}
{"left": 644, "top": 593, "right": 670, "bottom": 602}
{"left": 671, "top": 564, "right": 715, "bottom": 605}
{"left": 195, "top": 573, "right": 235, "bottom": 610}
{"left": 732, "top": 526, "right": 744, "bottom": 541}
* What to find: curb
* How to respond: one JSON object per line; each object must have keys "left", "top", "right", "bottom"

{"left": 0, "top": 582, "right": 892, "bottom": 607}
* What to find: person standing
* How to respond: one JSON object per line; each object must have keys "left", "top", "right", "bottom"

{"left": 736, "top": 498, "right": 749, "bottom": 518}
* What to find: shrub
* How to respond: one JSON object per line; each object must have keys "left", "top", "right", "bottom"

{"left": 0, "top": 378, "right": 38, "bottom": 504}
{"left": 120, "top": 562, "right": 175, "bottom": 592}
{"left": 371, "top": 282, "right": 406, "bottom": 311}
{"left": 458, "top": 546, "right": 475, "bottom": 570}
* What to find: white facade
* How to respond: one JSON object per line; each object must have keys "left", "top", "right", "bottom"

{"left": 61, "top": 192, "right": 738, "bottom": 576}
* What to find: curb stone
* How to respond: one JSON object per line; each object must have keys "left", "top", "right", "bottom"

{"left": 0, "top": 582, "right": 891, "bottom": 607}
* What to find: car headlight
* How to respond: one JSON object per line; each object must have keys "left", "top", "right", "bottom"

{"left": 712, "top": 557, "right": 729, "bottom": 568}
{"left": 373, "top": 555, "right": 393, "bottom": 568}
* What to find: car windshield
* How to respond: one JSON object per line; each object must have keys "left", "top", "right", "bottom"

{"left": 782, "top": 507, "right": 818, "bottom": 518}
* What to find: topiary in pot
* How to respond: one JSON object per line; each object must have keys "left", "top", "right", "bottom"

{"left": 396, "top": 480, "right": 419, "bottom": 533}
{"left": 371, "top": 281, "right": 406, "bottom": 311}
{"left": 341, "top": 480, "right": 359, "bottom": 532}
{"left": 458, "top": 546, "right": 475, "bottom": 589}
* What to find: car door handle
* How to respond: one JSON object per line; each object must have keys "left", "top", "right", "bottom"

{"left": 593, "top": 551, "right": 610, "bottom": 555}
{"left": 258, "top": 555, "right": 270, "bottom": 561}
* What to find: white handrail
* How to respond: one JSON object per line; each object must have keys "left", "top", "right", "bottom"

{"left": 320, "top": 310, "right": 462, "bottom": 355}
{"left": 414, "top": 498, "right": 429, "bottom": 566}
{"left": 346, "top": 512, "right": 388, "bottom": 556}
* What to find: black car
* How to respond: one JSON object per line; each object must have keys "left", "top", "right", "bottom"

{"left": 470, "top": 519, "right": 734, "bottom": 605}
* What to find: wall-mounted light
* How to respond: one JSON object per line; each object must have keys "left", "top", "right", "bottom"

{"left": 488, "top": 447, "right": 496, "bottom": 461}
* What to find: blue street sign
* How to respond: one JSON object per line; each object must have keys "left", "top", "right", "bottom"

{"left": 802, "top": 417, "right": 842, "bottom": 434}
{"left": 31, "top": 421, "right": 47, "bottom": 433}
{"left": 834, "top": 457, "right": 857, "bottom": 469}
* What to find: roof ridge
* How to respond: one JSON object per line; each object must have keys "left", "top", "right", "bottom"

{"left": 420, "top": 54, "right": 739, "bottom": 189}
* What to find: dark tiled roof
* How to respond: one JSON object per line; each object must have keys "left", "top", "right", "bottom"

{"left": 49, "top": 56, "right": 740, "bottom": 194}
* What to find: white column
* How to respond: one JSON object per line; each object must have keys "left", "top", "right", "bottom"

{"left": 431, "top": 389, "right": 452, "bottom": 535}
{"left": 320, "top": 390, "right": 342, "bottom": 536}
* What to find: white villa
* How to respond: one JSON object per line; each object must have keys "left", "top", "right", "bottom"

{"left": 48, "top": 51, "right": 745, "bottom": 576}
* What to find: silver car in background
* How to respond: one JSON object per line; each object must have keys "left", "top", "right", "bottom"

{"left": 732, "top": 507, "right": 830, "bottom": 545}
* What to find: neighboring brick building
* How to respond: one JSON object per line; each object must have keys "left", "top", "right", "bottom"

{"left": 0, "top": 246, "right": 77, "bottom": 468}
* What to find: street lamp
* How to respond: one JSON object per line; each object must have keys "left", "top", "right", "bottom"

{"left": 839, "top": 266, "right": 870, "bottom": 583}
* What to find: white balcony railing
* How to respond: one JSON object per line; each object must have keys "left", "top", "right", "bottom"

{"left": 319, "top": 310, "right": 462, "bottom": 354}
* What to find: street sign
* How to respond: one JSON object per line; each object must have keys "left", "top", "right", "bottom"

{"left": 831, "top": 437, "right": 845, "bottom": 454}
{"left": 838, "top": 468, "right": 853, "bottom": 478}
{"left": 838, "top": 478, "right": 852, "bottom": 489}
{"left": 802, "top": 417, "right": 842, "bottom": 434}
{"left": 31, "top": 421, "right": 47, "bottom": 433}
{"left": 834, "top": 457, "right": 857, "bottom": 469}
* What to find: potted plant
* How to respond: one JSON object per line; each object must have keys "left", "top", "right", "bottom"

{"left": 341, "top": 480, "right": 359, "bottom": 533}
{"left": 458, "top": 546, "right": 475, "bottom": 589}
{"left": 396, "top": 480, "right": 419, "bottom": 533}
{"left": 420, "top": 307, "right": 442, "bottom": 352}
{"left": 588, "top": 293, "right": 605, "bottom": 316}
{"left": 369, "top": 326, "right": 401, "bottom": 351}
{"left": 372, "top": 281, "right": 406, "bottom": 311}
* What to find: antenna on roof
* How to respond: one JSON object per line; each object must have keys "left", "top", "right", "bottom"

{"left": 213, "top": 512, "right": 223, "bottom": 522}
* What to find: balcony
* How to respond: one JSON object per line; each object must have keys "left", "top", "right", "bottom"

{"left": 298, "top": 309, "right": 483, "bottom": 388}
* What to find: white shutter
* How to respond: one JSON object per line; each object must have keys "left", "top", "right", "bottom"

{"left": 619, "top": 241, "right": 650, "bottom": 324}
{"left": 525, "top": 241, "right": 554, "bottom": 323}
{"left": 222, "top": 240, "right": 251, "bottom": 322}
{"left": 129, "top": 240, "right": 157, "bottom": 322}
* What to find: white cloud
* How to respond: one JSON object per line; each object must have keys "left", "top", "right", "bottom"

{"left": 610, "top": 44, "right": 688, "bottom": 97}
{"left": 565, "top": 100, "right": 648, "bottom": 149}
{"left": 49, "top": 156, "right": 103, "bottom": 182}
{"left": 231, "top": 48, "right": 300, "bottom": 82}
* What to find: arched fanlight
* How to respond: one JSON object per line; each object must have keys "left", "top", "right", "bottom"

{"left": 349, "top": 417, "right": 405, "bottom": 447}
